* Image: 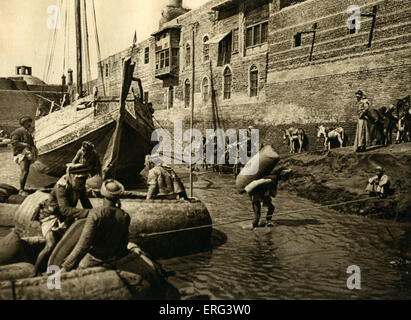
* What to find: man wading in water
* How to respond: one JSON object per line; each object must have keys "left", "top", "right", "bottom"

{"left": 10, "top": 116, "right": 38, "bottom": 196}
{"left": 245, "top": 167, "right": 292, "bottom": 229}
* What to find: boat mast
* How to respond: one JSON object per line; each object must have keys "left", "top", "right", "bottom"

{"left": 75, "top": 0, "right": 83, "bottom": 96}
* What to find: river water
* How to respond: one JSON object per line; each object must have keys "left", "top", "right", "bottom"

{"left": 0, "top": 148, "right": 410, "bottom": 299}
{"left": 159, "top": 173, "right": 411, "bottom": 300}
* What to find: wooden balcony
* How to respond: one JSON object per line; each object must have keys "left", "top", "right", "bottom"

{"left": 155, "top": 65, "right": 178, "bottom": 80}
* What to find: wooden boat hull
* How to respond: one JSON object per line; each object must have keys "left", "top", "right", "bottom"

{"left": 0, "top": 241, "right": 179, "bottom": 300}
{"left": 33, "top": 99, "right": 154, "bottom": 187}
{"left": 2, "top": 195, "right": 213, "bottom": 259}
{"left": 33, "top": 58, "right": 155, "bottom": 187}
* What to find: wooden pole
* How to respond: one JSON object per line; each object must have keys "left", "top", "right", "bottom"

{"left": 190, "top": 26, "right": 196, "bottom": 198}
{"left": 361, "top": 5, "right": 378, "bottom": 48}
{"left": 75, "top": 0, "right": 83, "bottom": 96}
{"left": 309, "top": 23, "right": 317, "bottom": 61}
{"left": 368, "top": 6, "right": 377, "bottom": 48}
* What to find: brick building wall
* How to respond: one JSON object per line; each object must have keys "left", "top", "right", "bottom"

{"left": 0, "top": 90, "right": 64, "bottom": 132}
{"left": 96, "top": 0, "right": 411, "bottom": 154}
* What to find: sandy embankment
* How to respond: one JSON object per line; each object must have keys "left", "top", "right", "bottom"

{"left": 279, "top": 143, "right": 411, "bottom": 221}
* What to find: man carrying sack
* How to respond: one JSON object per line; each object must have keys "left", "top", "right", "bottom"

{"left": 245, "top": 167, "right": 292, "bottom": 229}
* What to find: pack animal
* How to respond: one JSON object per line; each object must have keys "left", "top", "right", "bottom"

{"left": 395, "top": 96, "right": 411, "bottom": 143}
{"left": 378, "top": 106, "right": 397, "bottom": 145}
{"left": 282, "top": 128, "right": 308, "bottom": 153}
{"left": 362, "top": 108, "right": 385, "bottom": 145}
{"left": 316, "top": 125, "right": 346, "bottom": 150}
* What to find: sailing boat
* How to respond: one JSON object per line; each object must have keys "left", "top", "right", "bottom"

{"left": 32, "top": 0, "right": 154, "bottom": 187}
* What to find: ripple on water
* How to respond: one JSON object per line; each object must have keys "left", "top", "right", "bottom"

{"left": 161, "top": 173, "right": 411, "bottom": 299}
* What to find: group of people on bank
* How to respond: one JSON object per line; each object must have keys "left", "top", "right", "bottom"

{"left": 353, "top": 89, "right": 410, "bottom": 152}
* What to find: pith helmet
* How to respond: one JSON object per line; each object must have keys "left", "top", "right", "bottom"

{"left": 101, "top": 179, "right": 125, "bottom": 199}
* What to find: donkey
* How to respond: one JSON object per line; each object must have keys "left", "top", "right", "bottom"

{"left": 395, "top": 96, "right": 411, "bottom": 143}
{"left": 316, "top": 125, "right": 346, "bottom": 150}
{"left": 362, "top": 108, "right": 385, "bottom": 145}
{"left": 283, "top": 127, "right": 308, "bottom": 153}
{"left": 378, "top": 105, "right": 397, "bottom": 145}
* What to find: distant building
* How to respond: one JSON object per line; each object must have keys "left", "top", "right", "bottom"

{"left": 0, "top": 66, "right": 67, "bottom": 132}
{"left": 97, "top": 0, "right": 410, "bottom": 152}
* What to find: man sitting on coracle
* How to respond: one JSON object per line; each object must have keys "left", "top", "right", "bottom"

{"left": 145, "top": 155, "right": 188, "bottom": 200}
{"left": 32, "top": 163, "right": 93, "bottom": 274}
{"left": 72, "top": 141, "right": 102, "bottom": 177}
{"left": 366, "top": 166, "right": 391, "bottom": 198}
{"left": 61, "top": 179, "right": 130, "bottom": 271}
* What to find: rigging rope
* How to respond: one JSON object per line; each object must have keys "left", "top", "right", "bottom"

{"left": 91, "top": 0, "right": 106, "bottom": 95}
{"left": 85, "top": 0, "right": 92, "bottom": 93}
{"left": 62, "top": 0, "right": 68, "bottom": 76}
{"left": 45, "top": 0, "right": 63, "bottom": 84}
{"left": 81, "top": 0, "right": 91, "bottom": 94}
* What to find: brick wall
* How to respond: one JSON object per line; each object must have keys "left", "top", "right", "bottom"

{"left": 0, "top": 90, "right": 64, "bottom": 132}
{"left": 96, "top": 0, "right": 411, "bottom": 155}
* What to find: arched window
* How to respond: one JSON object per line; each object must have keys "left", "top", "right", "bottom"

{"left": 203, "top": 36, "right": 209, "bottom": 62}
{"left": 202, "top": 77, "right": 209, "bottom": 102}
{"left": 250, "top": 65, "right": 258, "bottom": 97}
{"left": 185, "top": 43, "right": 191, "bottom": 67}
{"left": 184, "top": 79, "right": 190, "bottom": 108}
{"left": 223, "top": 67, "right": 232, "bottom": 100}
{"left": 168, "top": 86, "right": 174, "bottom": 109}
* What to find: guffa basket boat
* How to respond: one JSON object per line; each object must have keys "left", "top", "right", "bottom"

{"left": 0, "top": 237, "right": 179, "bottom": 300}
{"left": 2, "top": 191, "right": 213, "bottom": 259}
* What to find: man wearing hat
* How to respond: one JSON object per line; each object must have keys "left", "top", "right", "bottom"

{"left": 48, "top": 163, "right": 93, "bottom": 221}
{"left": 366, "top": 166, "right": 391, "bottom": 198}
{"left": 10, "top": 116, "right": 38, "bottom": 196}
{"left": 353, "top": 90, "right": 371, "bottom": 152}
{"left": 145, "top": 154, "right": 187, "bottom": 200}
{"left": 32, "top": 163, "right": 93, "bottom": 274}
{"left": 72, "top": 141, "right": 102, "bottom": 176}
{"left": 61, "top": 179, "right": 130, "bottom": 271}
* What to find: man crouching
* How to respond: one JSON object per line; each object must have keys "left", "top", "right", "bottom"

{"left": 145, "top": 155, "right": 188, "bottom": 200}
{"left": 366, "top": 166, "right": 391, "bottom": 198}
{"left": 61, "top": 179, "right": 130, "bottom": 271}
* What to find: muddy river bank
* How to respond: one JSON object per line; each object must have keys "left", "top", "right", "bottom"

{"left": 280, "top": 143, "right": 411, "bottom": 221}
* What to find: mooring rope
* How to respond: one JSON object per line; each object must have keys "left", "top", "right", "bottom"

{"left": 137, "top": 196, "right": 387, "bottom": 238}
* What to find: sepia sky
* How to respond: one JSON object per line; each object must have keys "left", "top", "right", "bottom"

{"left": 0, "top": 0, "right": 206, "bottom": 84}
